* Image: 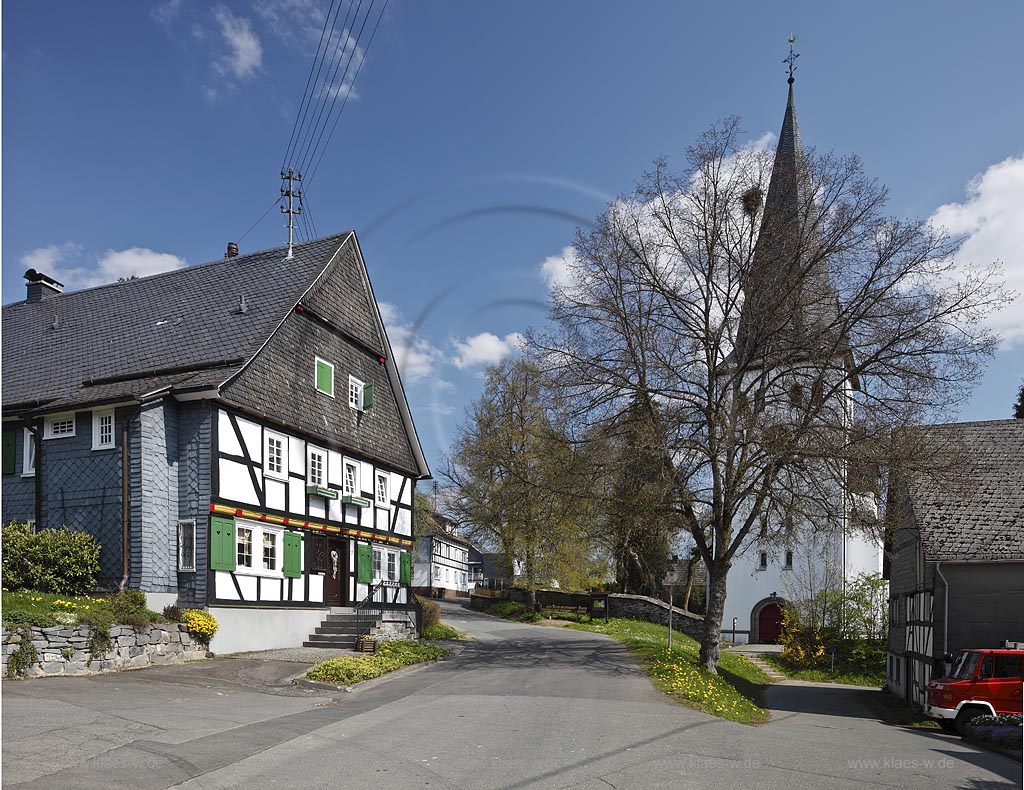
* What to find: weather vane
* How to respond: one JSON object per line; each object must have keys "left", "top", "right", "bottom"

{"left": 784, "top": 33, "right": 799, "bottom": 84}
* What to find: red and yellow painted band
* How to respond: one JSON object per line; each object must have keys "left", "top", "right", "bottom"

{"left": 209, "top": 502, "right": 414, "bottom": 548}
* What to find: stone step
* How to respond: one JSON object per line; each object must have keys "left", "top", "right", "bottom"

{"left": 314, "top": 625, "right": 362, "bottom": 635}
{"left": 303, "top": 635, "right": 357, "bottom": 649}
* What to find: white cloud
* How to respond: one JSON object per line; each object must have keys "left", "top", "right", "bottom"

{"left": 930, "top": 155, "right": 1024, "bottom": 347}
{"left": 451, "top": 332, "right": 524, "bottom": 369}
{"left": 539, "top": 245, "right": 579, "bottom": 292}
{"left": 211, "top": 5, "right": 262, "bottom": 81}
{"left": 19, "top": 244, "right": 187, "bottom": 292}
{"left": 377, "top": 301, "right": 443, "bottom": 383}
{"left": 151, "top": 0, "right": 183, "bottom": 25}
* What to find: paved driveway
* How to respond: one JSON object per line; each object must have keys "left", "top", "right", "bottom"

{"left": 2, "top": 600, "right": 1017, "bottom": 789}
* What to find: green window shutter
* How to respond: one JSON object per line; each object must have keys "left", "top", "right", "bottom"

{"left": 356, "top": 543, "right": 373, "bottom": 584}
{"left": 2, "top": 431, "right": 15, "bottom": 475}
{"left": 362, "top": 381, "right": 375, "bottom": 410}
{"left": 400, "top": 551, "right": 412, "bottom": 585}
{"left": 315, "top": 359, "right": 334, "bottom": 395}
{"left": 210, "top": 516, "right": 236, "bottom": 571}
{"left": 283, "top": 532, "right": 302, "bottom": 578}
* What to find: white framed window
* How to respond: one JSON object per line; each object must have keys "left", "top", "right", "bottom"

{"left": 43, "top": 413, "right": 76, "bottom": 439}
{"left": 92, "top": 409, "right": 115, "bottom": 450}
{"left": 758, "top": 551, "right": 768, "bottom": 570}
{"left": 375, "top": 472, "right": 389, "bottom": 507}
{"left": 784, "top": 550, "right": 793, "bottom": 569}
{"left": 236, "top": 519, "right": 286, "bottom": 578}
{"left": 433, "top": 565, "right": 441, "bottom": 580}
{"left": 344, "top": 461, "right": 358, "bottom": 496}
{"left": 238, "top": 527, "right": 254, "bottom": 568}
{"left": 262, "top": 531, "right": 279, "bottom": 572}
{"left": 177, "top": 520, "right": 196, "bottom": 572}
{"left": 315, "top": 357, "right": 335, "bottom": 397}
{"left": 264, "top": 430, "right": 287, "bottom": 480}
{"left": 308, "top": 446, "right": 326, "bottom": 487}
{"left": 348, "top": 376, "right": 365, "bottom": 411}
{"left": 372, "top": 548, "right": 383, "bottom": 579}
{"left": 387, "top": 552, "right": 397, "bottom": 581}
{"left": 22, "top": 428, "right": 36, "bottom": 477}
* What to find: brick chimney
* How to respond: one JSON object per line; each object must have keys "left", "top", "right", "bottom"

{"left": 225, "top": 242, "right": 239, "bottom": 259}
{"left": 24, "top": 269, "right": 64, "bottom": 303}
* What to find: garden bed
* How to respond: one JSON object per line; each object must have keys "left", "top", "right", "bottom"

{"left": 305, "top": 641, "right": 449, "bottom": 686}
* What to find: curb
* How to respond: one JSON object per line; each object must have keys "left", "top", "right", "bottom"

{"left": 294, "top": 641, "right": 469, "bottom": 695}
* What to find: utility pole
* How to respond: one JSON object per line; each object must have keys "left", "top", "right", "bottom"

{"left": 280, "top": 168, "right": 303, "bottom": 259}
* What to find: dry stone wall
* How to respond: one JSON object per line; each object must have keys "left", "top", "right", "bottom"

{"left": 2, "top": 622, "right": 208, "bottom": 677}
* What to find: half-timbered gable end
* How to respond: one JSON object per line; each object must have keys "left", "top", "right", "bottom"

{"left": 2, "top": 232, "right": 429, "bottom": 653}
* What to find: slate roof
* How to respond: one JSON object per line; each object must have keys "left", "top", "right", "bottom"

{"left": 907, "top": 419, "right": 1024, "bottom": 562}
{"left": 2, "top": 232, "right": 429, "bottom": 476}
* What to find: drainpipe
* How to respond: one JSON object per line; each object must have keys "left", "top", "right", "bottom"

{"left": 119, "top": 417, "right": 130, "bottom": 591}
{"left": 31, "top": 419, "right": 42, "bottom": 527}
{"left": 934, "top": 562, "right": 949, "bottom": 656}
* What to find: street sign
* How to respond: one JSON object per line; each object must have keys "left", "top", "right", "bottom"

{"left": 664, "top": 562, "right": 689, "bottom": 586}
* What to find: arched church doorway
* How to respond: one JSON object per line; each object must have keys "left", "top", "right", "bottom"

{"left": 757, "top": 603, "right": 784, "bottom": 644}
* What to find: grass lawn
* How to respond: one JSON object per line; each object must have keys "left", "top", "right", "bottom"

{"left": 306, "top": 641, "right": 449, "bottom": 685}
{"left": 763, "top": 653, "right": 884, "bottom": 688}
{"left": 2, "top": 590, "right": 127, "bottom": 626}
{"left": 565, "top": 617, "right": 771, "bottom": 725}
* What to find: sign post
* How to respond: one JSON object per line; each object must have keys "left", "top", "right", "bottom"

{"left": 668, "top": 584, "right": 674, "bottom": 651}
{"left": 664, "top": 560, "right": 689, "bottom": 653}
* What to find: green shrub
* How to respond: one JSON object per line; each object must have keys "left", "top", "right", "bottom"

{"left": 1, "top": 521, "right": 101, "bottom": 595}
{"left": 111, "top": 590, "right": 151, "bottom": 629}
{"left": 486, "top": 601, "right": 543, "bottom": 622}
{"left": 6, "top": 635, "right": 37, "bottom": 678}
{"left": 417, "top": 596, "right": 441, "bottom": 628}
{"left": 181, "top": 609, "right": 218, "bottom": 644}
{"left": 422, "top": 623, "right": 466, "bottom": 640}
{"left": 78, "top": 608, "right": 114, "bottom": 660}
{"left": 2, "top": 609, "right": 56, "bottom": 628}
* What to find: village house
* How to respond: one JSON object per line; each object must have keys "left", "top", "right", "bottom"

{"left": 1, "top": 232, "right": 430, "bottom": 653}
{"left": 884, "top": 418, "right": 1024, "bottom": 708}
{"left": 411, "top": 516, "right": 474, "bottom": 599}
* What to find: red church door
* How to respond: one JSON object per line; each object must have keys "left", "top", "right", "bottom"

{"left": 758, "top": 603, "right": 784, "bottom": 644}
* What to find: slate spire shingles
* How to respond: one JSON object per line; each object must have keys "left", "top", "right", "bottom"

{"left": 736, "top": 81, "right": 842, "bottom": 365}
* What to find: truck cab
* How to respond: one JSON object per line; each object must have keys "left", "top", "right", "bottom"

{"left": 926, "top": 648, "right": 1024, "bottom": 734}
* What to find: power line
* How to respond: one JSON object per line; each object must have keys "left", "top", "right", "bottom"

{"left": 304, "top": 0, "right": 389, "bottom": 190}
{"left": 239, "top": 196, "right": 284, "bottom": 242}
{"left": 280, "top": 0, "right": 340, "bottom": 171}
{"left": 293, "top": 0, "right": 368, "bottom": 175}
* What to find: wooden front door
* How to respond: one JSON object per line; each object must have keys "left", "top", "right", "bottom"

{"left": 758, "top": 603, "right": 784, "bottom": 644}
{"left": 325, "top": 538, "right": 347, "bottom": 607}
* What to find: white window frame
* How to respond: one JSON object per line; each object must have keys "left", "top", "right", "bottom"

{"left": 372, "top": 547, "right": 383, "bottom": 580}
{"left": 386, "top": 551, "right": 397, "bottom": 582}
{"left": 264, "top": 430, "right": 287, "bottom": 481}
{"left": 92, "top": 409, "right": 115, "bottom": 451}
{"left": 177, "top": 520, "right": 196, "bottom": 572}
{"left": 314, "top": 356, "right": 335, "bottom": 398}
{"left": 348, "top": 376, "right": 365, "bottom": 411}
{"left": 375, "top": 472, "right": 389, "bottom": 508}
{"left": 307, "top": 446, "right": 327, "bottom": 488}
{"left": 433, "top": 564, "right": 441, "bottom": 580}
{"left": 22, "top": 428, "right": 36, "bottom": 477}
{"left": 343, "top": 461, "right": 358, "bottom": 496}
{"left": 757, "top": 551, "right": 768, "bottom": 570}
{"left": 235, "top": 518, "right": 286, "bottom": 578}
{"left": 43, "top": 413, "right": 76, "bottom": 439}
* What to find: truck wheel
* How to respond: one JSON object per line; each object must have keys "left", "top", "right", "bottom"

{"left": 937, "top": 719, "right": 957, "bottom": 734}
{"left": 954, "top": 707, "right": 984, "bottom": 737}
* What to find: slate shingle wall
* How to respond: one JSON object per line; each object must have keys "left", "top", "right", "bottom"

{"left": 223, "top": 308, "right": 417, "bottom": 475}
{"left": 129, "top": 400, "right": 178, "bottom": 594}
{"left": 175, "top": 402, "right": 211, "bottom": 605}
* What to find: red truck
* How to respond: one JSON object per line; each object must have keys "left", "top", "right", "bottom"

{"left": 926, "top": 647, "right": 1024, "bottom": 734}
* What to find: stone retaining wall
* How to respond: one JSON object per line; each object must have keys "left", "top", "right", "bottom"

{"left": 607, "top": 594, "right": 705, "bottom": 639}
{"left": 2, "top": 623, "right": 208, "bottom": 678}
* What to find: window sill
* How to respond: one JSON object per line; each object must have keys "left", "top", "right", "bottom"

{"left": 21, "top": 472, "right": 36, "bottom": 478}
{"left": 233, "top": 567, "right": 286, "bottom": 580}
{"left": 264, "top": 470, "right": 289, "bottom": 483}
{"left": 91, "top": 445, "right": 116, "bottom": 452}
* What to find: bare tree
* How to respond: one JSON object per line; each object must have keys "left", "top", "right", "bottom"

{"left": 530, "top": 110, "right": 1006, "bottom": 673}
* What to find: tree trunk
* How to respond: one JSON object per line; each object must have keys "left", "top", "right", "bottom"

{"left": 699, "top": 563, "right": 729, "bottom": 673}
{"left": 681, "top": 554, "right": 699, "bottom": 611}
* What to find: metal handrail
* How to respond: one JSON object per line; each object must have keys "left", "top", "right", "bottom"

{"left": 355, "top": 580, "right": 404, "bottom": 638}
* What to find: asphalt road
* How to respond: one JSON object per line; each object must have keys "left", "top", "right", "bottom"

{"left": 2, "top": 600, "right": 1018, "bottom": 790}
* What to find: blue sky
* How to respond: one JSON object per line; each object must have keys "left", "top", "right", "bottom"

{"left": 4, "top": 1, "right": 1023, "bottom": 472}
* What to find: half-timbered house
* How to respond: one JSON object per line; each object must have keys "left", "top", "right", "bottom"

{"left": 2, "top": 232, "right": 430, "bottom": 653}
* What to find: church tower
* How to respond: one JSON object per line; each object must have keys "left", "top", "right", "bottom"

{"left": 723, "top": 52, "right": 881, "bottom": 645}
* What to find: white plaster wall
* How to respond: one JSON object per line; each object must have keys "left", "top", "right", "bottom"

{"left": 208, "top": 607, "right": 327, "bottom": 654}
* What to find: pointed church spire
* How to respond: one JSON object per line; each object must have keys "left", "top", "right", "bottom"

{"left": 736, "top": 42, "right": 841, "bottom": 365}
